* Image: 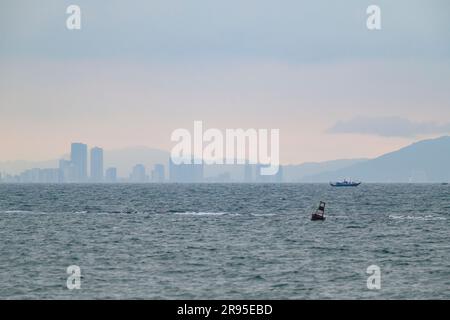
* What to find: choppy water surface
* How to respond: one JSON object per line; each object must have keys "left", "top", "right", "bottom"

{"left": 0, "top": 183, "right": 449, "bottom": 299}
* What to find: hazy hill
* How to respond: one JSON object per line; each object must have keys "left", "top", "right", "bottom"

{"left": 0, "top": 160, "right": 58, "bottom": 175}
{"left": 283, "top": 159, "right": 368, "bottom": 182}
{"left": 304, "top": 136, "right": 450, "bottom": 182}
{"left": 2, "top": 136, "right": 449, "bottom": 182}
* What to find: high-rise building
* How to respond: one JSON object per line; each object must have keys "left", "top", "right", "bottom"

{"left": 130, "top": 164, "right": 147, "bottom": 183}
{"left": 19, "top": 168, "right": 40, "bottom": 183}
{"left": 40, "top": 169, "right": 60, "bottom": 183}
{"left": 105, "top": 167, "right": 117, "bottom": 183}
{"left": 58, "top": 159, "right": 74, "bottom": 182}
{"left": 90, "top": 147, "right": 104, "bottom": 182}
{"left": 151, "top": 164, "right": 165, "bottom": 183}
{"left": 169, "top": 158, "right": 203, "bottom": 183}
{"left": 71, "top": 143, "right": 87, "bottom": 182}
{"left": 244, "top": 161, "right": 253, "bottom": 183}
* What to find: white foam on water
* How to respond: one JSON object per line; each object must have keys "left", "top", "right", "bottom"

{"left": 389, "top": 214, "right": 446, "bottom": 221}
{"left": 2, "top": 210, "right": 44, "bottom": 214}
{"left": 174, "top": 211, "right": 229, "bottom": 216}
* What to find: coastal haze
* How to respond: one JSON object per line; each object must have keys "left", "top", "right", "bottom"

{"left": 1, "top": 136, "right": 449, "bottom": 182}
{"left": 1, "top": 0, "right": 450, "bottom": 301}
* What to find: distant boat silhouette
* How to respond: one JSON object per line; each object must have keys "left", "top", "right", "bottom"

{"left": 330, "top": 179, "right": 361, "bottom": 187}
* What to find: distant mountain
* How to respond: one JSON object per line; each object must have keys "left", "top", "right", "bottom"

{"left": 0, "top": 159, "right": 58, "bottom": 175}
{"left": 179, "top": 158, "right": 367, "bottom": 181}
{"left": 2, "top": 137, "right": 449, "bottom": 182}
{"left": 304, "top": 136, "right": 450, "bottom": 182}
{"left": 283, "top": 159, "right": 368, "bottom": 182}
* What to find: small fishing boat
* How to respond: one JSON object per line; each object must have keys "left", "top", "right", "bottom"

{"left": 330, "top": 179, "right": 361, "bottom": 187}
{"left": 311, "top": 201, "right": 326, "bottom": 221}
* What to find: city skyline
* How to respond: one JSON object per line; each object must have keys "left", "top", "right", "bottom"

{"left": 1, "top": 135, "right": 450, "bottom": 183}
{"left": 0, "top": 141, "right": 284, "bottom": 183}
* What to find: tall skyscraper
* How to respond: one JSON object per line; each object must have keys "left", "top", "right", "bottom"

{"left": 90, "top": 147, "right": 104, "bottom": 182}
{"left": 58, "top": 159, "right": 74, "bottom": 183}
{"left": 152, "top": 164, "right": 165, "bottom": 183}
{"left": 169, "top": 158, "right": 203, "bottom": 183}
{"left": 105, "top": 167, "right": 117, "bottom": 183}
{"left": 71, "top": 143, "right": 87, "bottom": 182}
{"left": 130, "top": 164, "right": 147, "bottom": 183}
{"left": 40, "top": 169, "right": 60, "bottom": 183}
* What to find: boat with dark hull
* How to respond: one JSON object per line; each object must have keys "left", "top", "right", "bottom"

{"left": 330, "top": 180, "right": 361, "bottom": 187}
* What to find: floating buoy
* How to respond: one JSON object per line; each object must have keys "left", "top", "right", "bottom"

{"left": 311, "top": 201, "right": 326, "bottom": 221}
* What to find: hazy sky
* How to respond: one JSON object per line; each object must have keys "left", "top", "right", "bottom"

{"left": 1, "top": 0, "right": 450, "bottom": 163}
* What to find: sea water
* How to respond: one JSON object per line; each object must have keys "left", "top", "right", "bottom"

{"left": 0, "top": 183, "right": 448, "bottom": 299}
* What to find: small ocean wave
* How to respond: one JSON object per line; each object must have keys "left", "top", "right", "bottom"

{"left": 1, "top": 210, "right": 43, "bottom": 214}
{"left": 250, "top": 213, "right": 276, "bottom": 217}
{"left": 2, "top": 210, "right": 115, "bottom": 215}
{"left": 389, "top": 214, "right": 446, "bottom": 221}
{"left": 174, "top": 211, "right": 229, "bottom": 216}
